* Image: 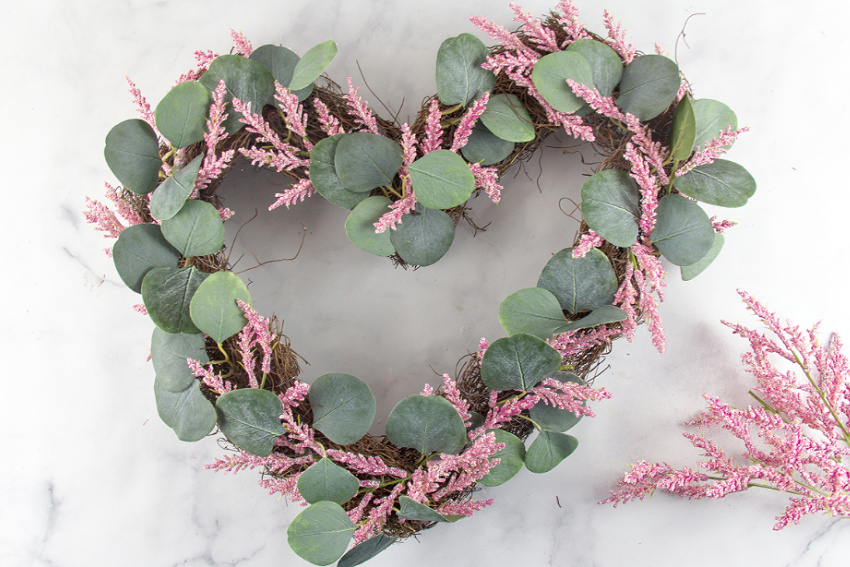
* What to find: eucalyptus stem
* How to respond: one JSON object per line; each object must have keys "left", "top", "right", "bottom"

{"left": 216, "top": 343, "right": 234, "bottom": 379}
{"left": 517, "top": 414, "right": 543, "bottom": 431}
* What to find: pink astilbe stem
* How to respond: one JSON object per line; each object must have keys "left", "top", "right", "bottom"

{"left": 344, "top": 77, "right": 379, "bottom": 134}
{"left": 511, "top": 3, "right": 560, "bottom": 52}
{"left": 421, "top": 99, "right": 443, "bottom": 154}
{"left": 188, "top": 358, "right": 232, "bottom": 394}
{"left": 196, "top": 80, "right": 236, "bottom": 192}
{"left": 373, "top": 186, "right": 415, "bottom": 233}
{"left": 125, "top": 77, "right": 157, "bottom": 133}
{"left": 555, "top": 0, "right": 590, "bottom": 45}
{"left": 604, "top": 293, "right": 850, "bottom": 529}
{"left": 275, "top": 83, "right": 312, "bottom": 150}
{"left": 624, "top": 143, "right": 660, "bottom": 237}
{"left": 450, "top": 92, "right": 489, "bottom": 152}
{"left": 269, "top": 178, "right": 316, "bottom": 211}
{"left": 313, "top": 97, "right": 344, "bottom": 135}
{"left": 676, "top": 126, "right": 751, "bottom": 177}
{"left": 469, "top": 162, "right": 503, "bottom": 204}
{"left": 572, "top": 230, "right": 604, "bottom": 258}
{"left": 229, "top": 29, "right": 253, "bottom": 56}
{"left": 602, "top": 9, "right": 636, "bottom": 63}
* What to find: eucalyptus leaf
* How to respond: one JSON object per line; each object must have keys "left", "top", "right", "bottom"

{"left": 141, "top": 266, "right": 208, "bottom": 334}
{"left": 199, "top": 54, "right": 275, "bottom": 133}
{"left": 385, "top": 395, "right": 467, "bottom": 455}
{"left": 692, "top": 99, "right": 738, "bottom": 151}
{"left": 160, "top": 200, "right": 225, "bottom": 258}
{"left": 477, "top": 429, "right": 526, "bottom": 487}
{"left": 289, "top": 40, "right": 338, "bottom": 91}
{"left": 249, "top": 44, "right": 299, "bottom": 88}
{"left": 104, "top": 118, "right": 161, "bottom": 194}
{"left": 334, "top": 132, "right": 403, "bottom": 193}
{"left": 398, "top": 496, "right": 451, "bottom": 523}
{"left": 615, "top": 55, "right": 680, "bottom": 120}
{"left": 337, "top": 534, "right": 397, "bottom": 567}
{"left": 681, "top": 231, "right": 724, "bottom": 281}
{"left": 149, "top": 154, "right": 204, "bottom": 221}
{"left": 649, "top": 194, "right": 715, "bottom": 266}
{"left": 189, "top": 271, "right": 252, "bottom": 344}
{"left": 498, "top": 287, "right": 570, "bottom": 339}
{"left": 531, "top": 51, "right": 594, "bottom": 113}
{"left": 151, "top": 327, "right": 208, "bottom": 393}
{"left": 216, "top": 388, "right": 286, "bottom": 457}
{"left": 112, "top": 223, "right": 181, "bottom": 293}
{"left": 560, "top": 305, "right": 627, "bottom": 332}
{"left": 460, "top": 122, "right": 514, "bottom": 165}
{"left": 154, "top": 81, "right": 211, "bottom": 149}
{"left": 389, "top": 204, "right": 455, "bottom": 267}
{"left": 480, "top": 334, "right": 562, "bottom": 392}
{"left": 670, "top": 95, "right": 696, "bottom": 161}
{"left": 565, "top": 38, "right": 623, "bottom": 96}
{"left": 297, "top": 457, "right": 360, "bottom": 505}
{"left": 310, "top": 134, "right": 369, "bottom": 209}
{"left": 345, "top": 196, "right": 395, "bottom": 256}
{"left": 154, "top": 377, "right": 216, "bottom": 442}
{"left": 408, "top": 149, "right": 476, "bottom": 209}
{"left": 309, "top": 373, "right": 376, "bottom": 445}
{"left": 478, "top": 93, "right": 535, "bottom": 143}
{"left": 529, "top": 372, "right": 584, "bottom": 432}
{"left": 288, "top": 501, "right": 355, "bottom": 566}
{"left": 673, "top": 159, "right": 756, "bottom": 207}
{"left": 435, "top": 33, "right": 495, "bottom": 106}
{"left": 580, "top": 169, "right": 641, "bottom": 248}
{"left": 524, "top": 430, "right": 579, "bottom": 473}
{"left": 537, "top": 247, "right": 619, "bottom": 314}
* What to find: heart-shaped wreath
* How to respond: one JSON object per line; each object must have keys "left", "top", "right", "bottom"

{"left": 85, "top": 2, "right": 755, "bottom": 565}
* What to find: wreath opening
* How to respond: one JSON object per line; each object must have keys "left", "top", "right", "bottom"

{"left": 89, "top": 3, "right": 756, "bottom": 565}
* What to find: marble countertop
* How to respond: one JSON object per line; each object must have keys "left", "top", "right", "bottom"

{"left": 6, "top": 0, "right": 850, "bottom": 565}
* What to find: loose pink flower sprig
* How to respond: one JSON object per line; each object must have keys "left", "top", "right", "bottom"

{"left": 604, "top": 292, "right": 850, "bottom": 529}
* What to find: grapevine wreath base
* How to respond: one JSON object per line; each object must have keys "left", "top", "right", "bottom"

{"left": 87, "top": 2, "right": 756, "bottom": 565}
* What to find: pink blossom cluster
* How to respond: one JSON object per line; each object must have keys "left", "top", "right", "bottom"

{"left": 125, "top": 77, "right": 157, "bottom": 134}
{"left": 602, "top": 9, "right": 636, "bottom": 63}
{"left": 232, "top": 98, "right": 311, "bottom": 174}
{"left": 420, "top": 99, "right": 443, "bottom": 155}
{"left": 572, "top": 229, "right": 604, "bottom": 258}
{"left": 343, "top": 77, "right": 379, "bottom": 134}
{"left": 235, "top": 300, "right": 276, "bottom": 388}
{"left": 188, "top": 358, "right": 233, "bottom": 394}
{"left": 547, "top": 325, "right": 622, "bottom": 360}
{"left": 196, "top": 81, "right": 236, "bottom": 192}
{"left": 229, "top": 29, "right": 253, "bottom": 56}
{"left": 275, "top": 84, "right": 313, "bottom": 150}
{"left": 555, "top": 0, "right": 590, "bottom": 45}
{"left": 84, "top": 183, "right": 145, "bottom": 240}
{"left": 313, "top": 97, "right": 344, "bottom": 136}
{"left": 469, "top": 162, "right": 503, "bottom": 204}
{"left": 450, "top": 92, "right": 490, "bottom": 152}
{"left": 624, "top": 143, "right": 660, "bottom": 237}
{"left": 604, "top": 292, "right": 850, "bottom": 529}
{"left": 676, "top": 126, "right": 751, "bottom": 177}
{"left": 512, "top": 2, "right": 561, "bottom": 52}
{"left": 710, "top": 216, "right": 736, "bottom": 233}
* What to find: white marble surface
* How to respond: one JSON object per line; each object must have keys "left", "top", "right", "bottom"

{"left": 6, "top": 0, "right": 850, "bottom": 565}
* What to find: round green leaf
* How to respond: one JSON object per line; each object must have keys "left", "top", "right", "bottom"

{"left": 529, "top": 372, "right": 584, "bottom": 433}
{"left": 334, "top": 132, "right": 403, "bottom": 193}
{"left": 112, "top": 223, "right": 181, "bottom": 293}
{"left": 649, "top": 194, "right": 715, "bottom": 266}
{"left": 154, "top": 81, "right": 211, "bottom": 149}
{"left": 189, "top": 271, "right": 252, "bottom": 344}
{"left": 154, "top": 377, "right": 216, "bottom": 442}
{"left": 524, "top": 430, "right": 579, "bottom": 473}
{"left": 460, "top": 122, "right": 514, "bottom": 165}
{"left": 560, "top": 305, "right": 627, "bottom": 333}
{"left": 288, "top": 501, "right": 355, "bottom": 566}
{"left": 289, "top": 40, "right": 338, "bottom": 91}
{"left": 398, "top": 496, "right": 451, "bottom": 523}
{"left": 537, "top": 247, "right": 619, "bottom": 314}
{"left": 151, "top": 327, "right": 208, "bottom": 393}
{"left": 565, "top": 39, "right": 623, "bottom": 97}
{"left": 408, "top": 149, "right": 476, "bottom": 209}
{"left": 385, "top": 395, "right": 467, "bottom": 455}
{"left": 673, "top": 159, "right": 756, "bottom": 207}
{"left": 681, "top": 231, "right": 724, "bottom": 281}
{"left": 670, "top": 95, "right": 696, "bottom": 161}
{"left": 309, "top": 135, "right": 369, "bottom": 209}
{"left": 142, "top": 266, "right": 209, "bottom": 334}
{"left": 436, "top": 33, "right": 495, "bottom": 106}
{"left": 478, "top": 93, "right": 535, "bottom": 143}
{"left": 615, "top": 54, "right": 680, "bottom": 120}
{"left": 580, "top": 169, "right": 641, "bottom": 248}
{"left": 480, "top": 334, "right": 562, "bottom": 392}
{"left": 250, "top": 44, "right": 299, "bottom": 88}
{"left": 149, "top": 154, "right": 204, "bottom": 221}
{"left": 309, "top": 373, "right": 376, "bottom": 445}
{"left": 104, "top": 118, "right": 161, "bottom": 195}
{"left": 531, "top": 51, "right": 594, "bottom": 113}
{"left": 498, "top": 287, "right": 570, "bottom": 339}
{"left": 337, "top": 534, "right": 397, "bottom": 567}
{"left": 160, "top": 200, "right": 225, "bottom": 258}
{"left": 345, "top": 196, "right": 395, "bottom": 257}
{"left": 389, "top": 204, "right": 455, "bottom": 266}
{"left": 691, "top": 98, "right": 738, "bottom": 152}
{"left": 215, "top": 388, "right": 286, "bottom": 457}
{"left": 199, "top": 54, "right": 275, "bottom": 134}
{"left": 297, "top": 457, "right": 360, "bottom": 505}
{"left": 477, "top": 429, "right": 526, "bottom": 487}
